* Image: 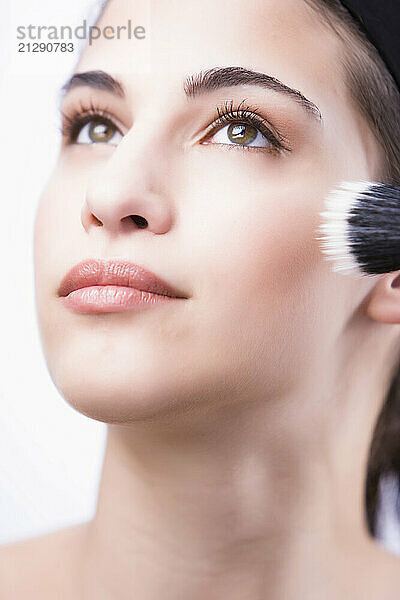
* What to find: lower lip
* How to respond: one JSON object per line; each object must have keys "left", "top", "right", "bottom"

{"left": 59, "top": 285, "right": 184, "bottom": 314}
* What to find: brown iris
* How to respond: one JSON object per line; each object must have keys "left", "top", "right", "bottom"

{"left": 88, "top": 121, "right": 115, "bottom": 143}
{"left": 227, "top": 123, "right": 257, "bottom": 145}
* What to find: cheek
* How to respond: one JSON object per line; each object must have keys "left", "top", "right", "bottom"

{"left": 35, "top": 165, "right": 81, "bottom": 247}
{"left": 34, "top": 158, "right": 95, "bottom": 280}
{"left": 34, "top": 178, "right": 59, "bottom": 298}
{"left": 184, "top": 150, "right": 324, "bottom": 305}
{"left": 207, "top": 191, "right": 321, "bottom": 348}
{"left": 33, "top": 166, "right": 87, "bottom": 346}
{"left": 179, "top": 154, "right": 342, "bottom": 386}
{"left": 34, "top": 178, "right": 62, "bottom": 358}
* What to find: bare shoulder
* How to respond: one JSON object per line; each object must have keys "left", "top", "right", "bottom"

{"left": 0, "top": 522, "right": 89, "bottom": 600}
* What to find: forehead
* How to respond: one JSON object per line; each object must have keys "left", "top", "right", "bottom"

{"left": 77, "top": 0, "right": 345, "bottom": 105}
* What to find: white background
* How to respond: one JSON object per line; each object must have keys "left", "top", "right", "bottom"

{"left": 1, "top": 0, "right": 400, "bottom": 556}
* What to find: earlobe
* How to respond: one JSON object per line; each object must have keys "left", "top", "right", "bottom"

{"left": 366, "top": 271, "right": 400, "bottom": 323}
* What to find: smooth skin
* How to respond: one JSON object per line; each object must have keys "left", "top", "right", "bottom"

{"left": 2, "top": 0, "right": 400, "bottom": 598}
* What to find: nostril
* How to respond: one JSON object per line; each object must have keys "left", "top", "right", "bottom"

{"left": 131, "top": 215, "right": 148, "bottom": 229}
{"left": 391, "top": 274, "right": 400, "bottom": 288}
{"left": 90, "top": 214, "right": 102, "bottom": 226}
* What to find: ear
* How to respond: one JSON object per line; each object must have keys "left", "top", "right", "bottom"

{"left": 366, "top": 271, "right": 400, "bottom": 323}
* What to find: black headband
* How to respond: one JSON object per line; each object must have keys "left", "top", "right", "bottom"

{"left": 339, "top": 0, "right": 400, "bottom": 90}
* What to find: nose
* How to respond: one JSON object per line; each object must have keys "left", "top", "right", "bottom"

{"left": 81, "top": 131, "right": 175, "bottom": 238}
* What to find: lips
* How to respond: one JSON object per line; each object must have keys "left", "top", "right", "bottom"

{"left": 57, "top": 258, "right": 188, "bottom": 299}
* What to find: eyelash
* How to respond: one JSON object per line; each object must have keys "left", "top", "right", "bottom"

{"left": 60, "top": 98, "right": 290, "bottom": 153}
{"left": 60, "top": 99, "right": 117, "bottom": 142}
{"left": 203, "top": 99, "right": 290, "bottom": 153}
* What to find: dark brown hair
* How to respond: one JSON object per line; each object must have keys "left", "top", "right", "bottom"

{"left": 304, "top": 0, "right": 400, "bottom": 537}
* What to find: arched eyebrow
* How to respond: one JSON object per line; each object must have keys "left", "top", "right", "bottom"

{"left": 184, "top": 67, "right": 322, "bottom": 121}
{"left": 61, "top": 70, "right": 125, "bottom": 97}
{"left": 61, "top": 66, "right": 322, "bottom": 122}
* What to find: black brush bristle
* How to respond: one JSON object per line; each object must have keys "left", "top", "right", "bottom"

{"left": 349, "top": 184, "right": 400, "bottom": 274}
{"left": 317, "top": 182, "right": 400, "bottom": 276}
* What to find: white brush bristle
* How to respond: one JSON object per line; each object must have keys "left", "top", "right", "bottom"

{"left": 315, "top": 181, "right": 373, "bottom": 277}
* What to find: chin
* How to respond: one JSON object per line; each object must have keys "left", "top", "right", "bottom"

{"left": 43, "top": 338, "right": 226, "bottom": 426}
{"left": 46, "top": 354, "right": 179, "bottom": 425}
{"left": 37, "top": 307, "right": 264, "bottom": 426}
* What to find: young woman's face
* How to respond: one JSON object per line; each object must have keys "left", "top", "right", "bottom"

{"left": 34, "top": 0, "right": 382, "bottom": 422}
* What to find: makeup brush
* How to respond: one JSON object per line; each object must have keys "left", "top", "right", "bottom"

{"left": 316, "top": 181, "right": 400, "bottom": 277}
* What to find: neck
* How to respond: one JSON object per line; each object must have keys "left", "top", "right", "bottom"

{"left": 78, "top": 362, "right": 399, "bottom": 600}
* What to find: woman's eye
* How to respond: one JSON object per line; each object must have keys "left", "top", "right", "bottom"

{"left": 76, "top": 119, "right": 123, "bottom": 145}
{"left": 206, "top": 122, "right": 271, "bottom": 148}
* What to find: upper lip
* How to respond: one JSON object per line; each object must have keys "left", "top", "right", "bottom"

{"left": 57, "top": 258, "right": 188, "bottom": 299}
